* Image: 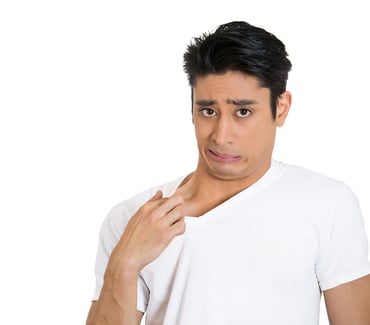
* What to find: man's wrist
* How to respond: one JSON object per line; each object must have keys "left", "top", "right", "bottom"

{"left": 104, "top": 263, "right": 139, "bottom": 285}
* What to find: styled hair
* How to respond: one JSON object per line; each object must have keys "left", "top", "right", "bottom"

{"left": 183, "top": 21, "right": 292, "bottom": 118}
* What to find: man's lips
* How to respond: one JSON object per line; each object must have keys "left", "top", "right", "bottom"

{"left": 207, "top": 150, "right": 241, "bottom": 163}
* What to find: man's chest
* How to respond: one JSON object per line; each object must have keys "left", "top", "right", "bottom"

{"left": 142, "top": 211, "right": 320, "bottom": 301}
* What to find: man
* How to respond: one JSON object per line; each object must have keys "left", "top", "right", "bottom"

{"left": 86, "top": 21, "right": 370, "bottom": 324}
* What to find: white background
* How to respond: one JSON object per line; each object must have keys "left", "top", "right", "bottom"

{"left": 0, "top": 0, "right": 369, "bottom": 324}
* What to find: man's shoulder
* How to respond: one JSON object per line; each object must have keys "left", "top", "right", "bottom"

{"left": 276, "top": 160, "right": 349, "bottom": 193}
{"left": 272, "top": 161, "right": 358, "bottom": 215}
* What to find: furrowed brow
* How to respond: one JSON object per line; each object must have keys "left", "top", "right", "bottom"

{"left": 227, "top": 99, "right": 257, "bottom": 106}
{"left": 195, "top": 99, "right": 216, "bottom": 106}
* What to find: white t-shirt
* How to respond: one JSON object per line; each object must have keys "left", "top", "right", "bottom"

{"left": 93, "top": 161, "right": 370, "bottom": 324}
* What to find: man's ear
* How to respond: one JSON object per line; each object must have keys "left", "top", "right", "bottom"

{"left": 275, "top": 91, "right": 292, "bottom": 127}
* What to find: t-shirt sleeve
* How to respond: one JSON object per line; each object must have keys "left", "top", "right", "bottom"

{"left": 316, "top": 184, "right": 370, "bottom": 291}
{"left": 91, "top": 202, "right": 150, "bottom": 312}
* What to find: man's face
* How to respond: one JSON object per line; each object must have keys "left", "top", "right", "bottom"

{"left": 192, "top": 70, "right": 290, "bottom": 182}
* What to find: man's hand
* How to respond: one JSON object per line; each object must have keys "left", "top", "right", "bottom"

{"left": 107, "top": 190, "right": 186, "bottom": 275}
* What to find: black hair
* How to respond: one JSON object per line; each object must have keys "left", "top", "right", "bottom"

{"left": 183, "top": 21, "right": 292, "bottom": 118}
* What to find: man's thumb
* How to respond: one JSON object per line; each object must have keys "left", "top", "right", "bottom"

{"left": 149, "top": 190, "right": 163, "bottom": 201}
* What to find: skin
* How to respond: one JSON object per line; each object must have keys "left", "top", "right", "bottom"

{"left": 87, "top": 71, "right": 370, "bottom": 324}
{"left": 175, "top": 71, "right": 290, "bottom": 217}
{"left": 324, "top": 275, "right": 370, "bottom": 324}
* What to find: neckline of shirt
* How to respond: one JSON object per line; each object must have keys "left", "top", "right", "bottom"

{"left": 166, "top": 160, "right": 285, "bottom": 224}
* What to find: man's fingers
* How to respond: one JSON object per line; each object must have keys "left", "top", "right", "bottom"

{"left": 140, "top": 192, "right": 185, "bottom": 230}
{"left": 149, "top": 190, "right": 163, "bottom": 202}
{"left": 164, "top": 203, "right": 185, "bottom": 226}
{"left": 155, "top": 194, "right": 184, "bottom": 219}
{"left": 169, "top": 217, "right": 186, "bottom": 237}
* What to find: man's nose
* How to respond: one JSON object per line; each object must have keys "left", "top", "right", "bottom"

{"left": 211, "top": 116, "right": 234, "bottom": 145}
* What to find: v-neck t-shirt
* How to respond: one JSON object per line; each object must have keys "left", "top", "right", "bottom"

{"left": 92, "top": 160, "right": 370, "bottom": 325}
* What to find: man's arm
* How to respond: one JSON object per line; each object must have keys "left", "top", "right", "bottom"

{"left": 86, "top": 190, "right": 186, "bottom": 325}
{"left": 87, "top": 301, "right": 143, "bottom": 325}
{"left": 324, "top": 274, "right": 370, "bottom": 325}
{"left": 86, "top": 271, "right": 143, "bottom": 325}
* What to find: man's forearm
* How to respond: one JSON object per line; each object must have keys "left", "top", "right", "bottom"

{"left": 87, "top": 270, "right": 140, "bottom": 325}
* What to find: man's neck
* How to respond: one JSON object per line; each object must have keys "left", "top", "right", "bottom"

{"left": 175, "top": 161, "right": 271, "bottom": 217}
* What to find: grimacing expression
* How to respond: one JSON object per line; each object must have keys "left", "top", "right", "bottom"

{"left": 192, "top": 71, "right": 291, "bottom": 181}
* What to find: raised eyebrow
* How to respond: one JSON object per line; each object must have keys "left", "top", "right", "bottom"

{"left": 195, "top": 99, "right": 216, "bottom": 106}
{"left": 227, "top": 99, "right": 257, "bottom": 106}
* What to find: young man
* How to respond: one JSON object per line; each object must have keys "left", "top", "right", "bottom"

{"left": 86, "top": 21, "right": 370, "bottom": 324}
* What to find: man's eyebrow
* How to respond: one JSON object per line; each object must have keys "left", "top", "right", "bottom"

{"left": 195, "top": 99, "right": 258, "bottom": 106}
{"left": 195, "top": 99, "right": 217, "bottom": 106}
{"left": 227, "top": 99, "right": 258, "bottom": 106}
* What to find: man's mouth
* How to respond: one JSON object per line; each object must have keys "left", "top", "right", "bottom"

{"left": 207, "top": 150, "right": 241, "bottom": 163}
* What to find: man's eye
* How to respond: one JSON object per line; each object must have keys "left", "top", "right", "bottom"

{"left": 235, "top": 108, "right": 251, "bottom": 117}
{"left": 201, "top": 108, "right": 216, "bottom": 117}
